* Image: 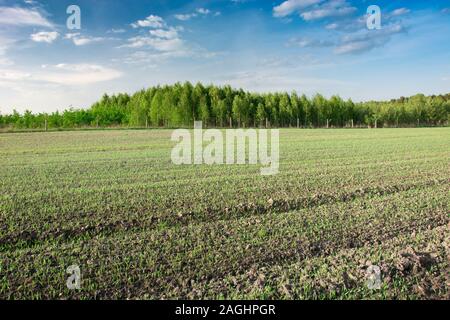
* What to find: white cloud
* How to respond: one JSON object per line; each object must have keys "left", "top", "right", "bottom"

{"left": 108, "top": 28, "right": 126, "bottom": 34}
{"left": 174, "top": 14, "right": 196, "bottom": 21}
{"left": 0, "top": 70, "right": 31, "bottom": 81}
{"left": 273, "top": 0, "right": 355, "bottom": 20}
{"left": 23, "top": 0, "right": 39, "bottom": 5}
{"left": 301, "top": 0, "right": 356, "bottom": 21}
{"left": 334, "top": 24, "right": 405, "bottom": 54}
{"left": 131, "top": 15, "right": 165, "bottom": 28}
{"left": 0, "top": 7, "right": 52, "bottom": 27}
{"left": 149, "top": 27, "right": 180, "bottom": 40}
{"left": 122, "top": 46, "right": 221, "bottom": 66}
{"left": 196, "top": 8, "right": 211, "bottom": 15}
{"left": 123, "top": 50, "right": 187, "bottom": 65}
{"left": 122, "top": 36, "right": 184, "bottom": 52}
{"left": 123, "top": 18, "right": 186, "bottom": 53}
{"left": 322, "top": 15, "right": 367, "bottom": 32}
{"left": 288, "top": 7, "right": 408, "bottom": 55}
{"left": 0, "top": 37, "right": 13, "bottom": 54}
{"left": 288, "top": 37, "right": 334, "bottom": 48}
{"left": 72, "top": 37, "right": 105, "bottom": 46}
{"left": 64, "top": 33, "right": 80, "bottom": 39}
{"left": 0, "top": 57, "right": 13, "bottom": 66}
{"left": 215, "top": 69, "right": 351, "bottom": 93}
{"left": 273, "top": 0, "right": 322, "bottom": 18}
{"left": 0, "top": 64, "right": 122, "bottom": 87}
{"left": 43, "top": 64, "right": 121, "bottom": 85}
{"left": 64, "top": 33, "right": 109, "bottom": 46}
{"left": 0, "top": 36, "right": 15, "bottom": 66}
{"left": 326, "top": 23, "right": 338, "bottom": 30}
{"left": 30, "top": 31, "right": 59, "bottom": 43}
{"left": 121, "top": 19, "right": 219, "bottom": 65}
{"left": 174, "top": 8, "right": 220, "bottom": 21}
{"left": 391, "top": 8, "right": 410, "bottom": 17}
{"left": 0, "top": 63, "right": 123, "bottom": 113}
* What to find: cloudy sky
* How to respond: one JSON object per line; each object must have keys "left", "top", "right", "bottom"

{"left": 0, "top": 0, "right": 450, "bottom": 113}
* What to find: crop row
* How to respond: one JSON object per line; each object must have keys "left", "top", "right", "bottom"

{"left": 1, "top": 184, "right": 448, "bottom": 299}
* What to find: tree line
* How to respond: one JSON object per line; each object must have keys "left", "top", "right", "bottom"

{"left": 1, "top": 82, "right": 449, "bottom": 130}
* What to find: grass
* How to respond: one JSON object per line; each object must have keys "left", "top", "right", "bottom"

{"left": 0, "top": 128, "right": 449, "bottom": 299}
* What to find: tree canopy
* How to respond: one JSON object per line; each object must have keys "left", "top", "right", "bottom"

{"left": 1, "top": 82, "right": 449, "bottom": 130}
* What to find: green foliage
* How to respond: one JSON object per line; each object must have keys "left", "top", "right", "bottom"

{"left": 2, "top": 83, "right": 450, "bottom": 130}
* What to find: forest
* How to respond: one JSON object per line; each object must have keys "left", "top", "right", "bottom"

{"left": 1, "top": 82, "right": 449, "bottom": 130}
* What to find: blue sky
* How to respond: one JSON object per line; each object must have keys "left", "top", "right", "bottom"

{"left": 0, "top": 0, "right": 450, "bottom": 113}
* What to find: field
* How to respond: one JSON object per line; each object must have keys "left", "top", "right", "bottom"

{"left": 0, "top": 128, "right": 449, "bottom": 300}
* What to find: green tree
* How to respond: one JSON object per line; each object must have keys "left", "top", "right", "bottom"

{"left": 150, "top": 90, "right": 163, "bottom": 126}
